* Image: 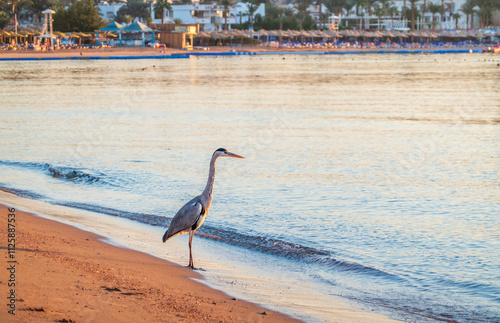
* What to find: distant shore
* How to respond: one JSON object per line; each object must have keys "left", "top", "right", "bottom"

{"left": 0, "top": 45, "right": 487, "bottom": 60}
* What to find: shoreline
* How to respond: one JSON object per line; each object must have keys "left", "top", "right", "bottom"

{"left": 0, "top": 202, "right": 299, "bottom": 323}
{"left": 0, "top": 46, "right": 488, "bottom": 61}
{"left": 0, "top": 189, "right": 399, "bottom": 322}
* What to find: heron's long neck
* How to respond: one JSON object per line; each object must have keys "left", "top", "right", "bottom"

{"left": 202, "top": 155, "right": 218, "bottom": 199}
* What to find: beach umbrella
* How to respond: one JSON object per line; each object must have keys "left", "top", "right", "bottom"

{"left": 230, "top": 30, "right": 248, "bottom": 46}
{"left": 121, "top": 21, "right": 152, "bottom": 32}
{"left": 121, "top": 21, "right": 153, "bottom": 47}
{"left": 325, "top": 30, "right": 341, "bottom": 38}
{"left": 99, "top": 21, "right": 123, "bottom": 32}
{"left": 195, "top": 31, "right": 210, "bottom": 38}
{"left": 245, "top": 29, "right": 259, "bottom": 37}
{"left": 267, "top": 30, "right": 279, "bottom": 37}
{"left": 393, "top": 30, "right": 408, "bottom": 38}
{"left": 257, "top": 29, "right": 269, "bottom": 42}
{"left": 382, "top": 30, "right": 396, "bottom": 37}
{"left": 38, "top": 34, "right": 56, "bottom": 38}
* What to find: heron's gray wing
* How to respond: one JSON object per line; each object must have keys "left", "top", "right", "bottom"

{"left": 162, "top": 197, "right": 204, "bottom": 242}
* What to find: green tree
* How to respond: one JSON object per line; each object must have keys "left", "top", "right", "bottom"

{"left": 283, "top": 7, "right": 294, "bottom": 22}
{"left": 386, "top": 4, "right": 398, "bottom": 27}
{"left": 278, "top": 7, "right": 284, "bottom": 30}
{"left": 373, "top": 3, "right": 384, "bottom": 28}
{"left": 355, "top": 0, "right": 369, "bottom": 29}
{"left": 452, "top": 12, "right": 460, "bottom": 29}
{"left": 8, "top": 0, "right": 20, "bottom": 26}
{"left": 460, "top": 0, "right": 474, "bottom": 29}
{"left": 427, "top": 2, "right": 442, "bottom": 29}
{"left": 246, "top": 0, "right": 262, "bottom": 28}
{"left": 53, "top": 0, "right": 104, "bottom": 32}
{"left": 221, "top": 0, "right": 231, "bottom": 31}
{"left": 324, "top": 0, "right": 350, "bottom": 20}
{"left": 295, "top": 0, "right": 312, "bottom": 30}
{"left": 0, "top": 11, "right": 10, "bottom": 29}
{"left": 474, "top": 0, "right": 500, "bottom": 28}
{"left": 409, "top": 0, "right": 418, "bottom": 30}
{"left": 154, "top": 0, "right": 171, "bottom": 24}
{"left": 28, "top": 0, "right": 52, "bottom": 23}
{"left": 237, "top": 11, "right": 247, "bottom": 24}
{"left": 117, "top": 0, "right": 151, "bottom": 23}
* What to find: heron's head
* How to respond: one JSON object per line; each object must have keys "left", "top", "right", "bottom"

{"left": 213, "top": 148, "right": 244, "bottom": 159}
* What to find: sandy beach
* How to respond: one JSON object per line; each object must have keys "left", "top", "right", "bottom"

{"left": 0, "top": 45, "right": 484, "bottom": 59}
{"left": 0, "top": 46, "right": 323, "bottom": 59}
{"left": 0, "top": 188, "right": 401, "bottom": 323}
{"left": 0, "top": 202, "right": 299, "bottom": 323}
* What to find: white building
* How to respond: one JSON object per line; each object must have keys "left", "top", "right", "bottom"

{"left": 340, "top": 0, "right": 479, "bottom": 30}
{"left": 98, "top": 2, "right": 126, "bottom": 21}
{"left": 152, "top": 1, "right": 265, "bottom": 31}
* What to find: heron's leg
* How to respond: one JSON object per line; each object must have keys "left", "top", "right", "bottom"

{"left": 188, "top": 230, "right": 194, "bottom": 269}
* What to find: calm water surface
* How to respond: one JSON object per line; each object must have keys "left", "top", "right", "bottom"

{"left": 1, "top": 54, "right": 499, "bottom": 322}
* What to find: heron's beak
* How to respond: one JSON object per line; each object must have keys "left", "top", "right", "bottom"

{"left": 227, "top": 152, "right": 245, "bottom": 159}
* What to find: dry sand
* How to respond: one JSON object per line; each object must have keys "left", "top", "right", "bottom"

{"left": 0, "top": 204, "right": 299, "bottom": 323}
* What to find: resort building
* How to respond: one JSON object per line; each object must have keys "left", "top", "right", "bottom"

{"left": 98, "top": 1, "right": 265, "bottom": 31}
{"left": 153, "top": 1, "right": 265, "bottom": 31}
{"left": 98, "top": 2, "right": 126, "bottom": 21}
{"left": 339, "top": 0, "right": 481, "bottom": 30}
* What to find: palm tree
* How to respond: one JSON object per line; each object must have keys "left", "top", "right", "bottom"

{"left": 237, "top": 11, "right": 246, "bottom": 25}
{"left": 387, "top": 5, "right": 398, "bottom": 28}
{"left": 428, "top": 2, "right": 441, "bottom": 30}
{"left": 9, "top": 0, "right": 20, "bottom": 28}
{"left": 421, "top": 0, "right": 429, "bottom": 28}
{"left": 460, "top": 0, "right": 474, "bottom": 29}
{"left": 221, "top": 0, "right": 232, "bottom": 31}
{"left": 474, "top": 0, "right": 500, "bottom": 28}
{"left": 409, "top": 0, "right": 418, "bottom": 30}
{"left": 278, "top": 7, "right": 284, "bottom": 30}
{"left": 373, "top": 3, "right": 384, "bottom": 29}
{"left": 315, "top": 0, "right": 323, "bottom": 28}
{"left": 154, "top": 0, "right": 172, "bottom": 24}
{"left": 452, "top": 12, "right": 461, "bottom": 29}
{"left": 296, "top": 0, "right": 312, "bottom": 30}
{"left": 0, "top": 12, "right": 10, "bottom": 30}
{"left": 28, "top": 0, "right": 52, "bottom": 24}
{"left": 283, "top": 7, "right": 294, "bottom": 22}
{"left": 246, "top": 0, "right": 261, "bottom": 29}
{"left": 355, "top": 0, "right": 369, "bottom": 29}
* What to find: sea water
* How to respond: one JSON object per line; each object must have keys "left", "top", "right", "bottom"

{"left": 0, "top": 54, "right": 499, "bottom": 322}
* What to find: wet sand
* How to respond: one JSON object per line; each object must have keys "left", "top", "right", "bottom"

{"left": 0, "top": 189, "right": 400, "bottom": 322}
{"left": 0, "top": 203, "right": 299, "bottom": 323}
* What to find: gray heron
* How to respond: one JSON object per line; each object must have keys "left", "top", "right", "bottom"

{"left": 162, "top": 148, "right": 244, "bottom": 269}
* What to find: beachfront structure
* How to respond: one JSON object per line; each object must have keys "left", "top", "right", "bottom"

{"left": 339, "top": 0, "right": 482, "bottom": 30}
{"left": 98, "top": 2, "right": 126, "bottom": 21}
{"left": 151, "top": 1, "right": 265, "bottom": 31}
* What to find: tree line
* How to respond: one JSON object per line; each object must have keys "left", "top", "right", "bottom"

{"left": 0, "top": 0, "right": 498, "bottom": 32}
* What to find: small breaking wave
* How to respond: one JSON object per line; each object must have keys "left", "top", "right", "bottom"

{"left": 0, "top": 160, "right": 112, "bottom": 186}
{"left": 47, "top": 200, "right": 400, "bottom": 281}
{"left": 44, "top": 164, "right": 102, "bottom": 184}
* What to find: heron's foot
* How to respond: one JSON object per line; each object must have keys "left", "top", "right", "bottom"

{"left": 187, "top": 265, "right": 205, "bottom": 271}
